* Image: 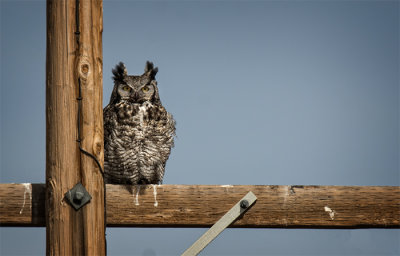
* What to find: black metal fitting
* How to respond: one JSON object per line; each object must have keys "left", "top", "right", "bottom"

{"left": 240, "top": 199, "right": 249, "bottom": 209}
{"left": 64, "top": 182, "right": 92, "bottom": 211}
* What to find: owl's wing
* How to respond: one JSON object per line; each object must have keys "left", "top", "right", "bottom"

{"left": 166, "top": 112, "right": 176, "bottom": 142}
{"left": 103, "top": 104, "right": 116, "bottom": 147}
{"left": 158, "top": 107, "right": 176, "bottom": 151}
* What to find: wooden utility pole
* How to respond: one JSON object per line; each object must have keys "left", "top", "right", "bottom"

{"left": 46, "top": 0, "right": 105, "bottom": 255}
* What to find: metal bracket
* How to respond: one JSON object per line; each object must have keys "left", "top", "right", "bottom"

{"left": 64, "top": 182, "right": 92, "bottom": 211}
{"left": 182, "top": 191, "right": 257, "bottom": 256}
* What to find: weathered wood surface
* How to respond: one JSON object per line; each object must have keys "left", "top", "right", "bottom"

{"left": 1, "top": 184, "right": 399, "bottom": 228}
{"left": 46, "top": 0, "right": 104, "bottom": 255}
{"left": 0, "top": 184, "right": 46, "bottom": 226}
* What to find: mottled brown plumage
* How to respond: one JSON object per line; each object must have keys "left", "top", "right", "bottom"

{"left": 104, "top": 61, "right": 175, "bottom": 184}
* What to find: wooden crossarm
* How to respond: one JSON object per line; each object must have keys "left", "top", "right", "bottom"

{"left": 1, "top": 184, "right": 399, "bottom": 228}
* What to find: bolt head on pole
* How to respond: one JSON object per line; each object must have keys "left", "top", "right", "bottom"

{"left": 64, "top": 183, "right": 92, "bottom": 211}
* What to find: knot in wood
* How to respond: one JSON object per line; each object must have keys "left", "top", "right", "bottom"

{"left": 78, "top": 59, "right": 91, "bottom": 80}
{"left": 93, "top": 133, "right": 104, "bottom": 158}
{"left": 81, "top": 64, "right": 89, "bottom": 75}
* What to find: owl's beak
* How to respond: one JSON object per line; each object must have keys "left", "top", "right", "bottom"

{"left": 131, "top": 91, "right": 139, "bottom": 102}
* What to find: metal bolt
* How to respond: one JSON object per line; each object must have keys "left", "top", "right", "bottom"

{"left": 73, "top": 191, "right": 84, "bottom": 203}
{"left": 240, "top": 199, "right": 249, "bottom": 209}
{"left": 64, "top": 182, "right": 92, "bottom": 210}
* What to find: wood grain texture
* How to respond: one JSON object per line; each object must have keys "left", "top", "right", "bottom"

{"left": 0, "top": 184, "right": 45, "bottom": 226}
{"left": 1, "top": 184, "right": 399, "bottom": 228}
{"left": 46, "top": 0, "right": 104, "bottom": 255}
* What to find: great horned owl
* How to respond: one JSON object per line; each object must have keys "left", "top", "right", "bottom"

{"left": 103, "top": 61, "right": 175, "bottom": 185}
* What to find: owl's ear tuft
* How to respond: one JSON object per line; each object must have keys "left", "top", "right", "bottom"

{"left": 112, "top": 62, "right": 128, "bottom": 82}
{"left": 145, "top": 61, "right": 158, "bottom": 80}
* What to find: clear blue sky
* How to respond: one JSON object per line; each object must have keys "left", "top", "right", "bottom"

{"left": 1, "top": 0, "right": 399, "bottom": 255}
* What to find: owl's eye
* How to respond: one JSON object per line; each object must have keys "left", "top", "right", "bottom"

{"left": 141, "top": 86, "right": 150, "bottom": 92}
{"left": 122, "top": 85, "right": 131, "bottom": 92}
